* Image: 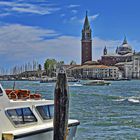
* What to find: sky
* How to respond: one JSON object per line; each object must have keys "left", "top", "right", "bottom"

{"left": 0, "top": 0, "right": 140, "bottom": 69}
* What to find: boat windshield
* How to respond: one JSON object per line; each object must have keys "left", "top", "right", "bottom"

{"left": 6, "top": 107, "right": 37, "bottom": 126}
{"left": 36, "top": 105, "right": 54, "bottom": 120}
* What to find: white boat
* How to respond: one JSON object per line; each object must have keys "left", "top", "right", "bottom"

{"left": 83, "top": 80, "right": 111, "bottom": 86}
{"left": 0, "top": 84, "right": 79, "bottom": 140}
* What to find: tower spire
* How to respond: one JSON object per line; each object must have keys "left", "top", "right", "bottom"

{"left": 83, "top": 11, "right": 90, "bottom": 30}
{"left": 123, "top": 35, "right": 128, "bottom": 44}
{"left": 104, "top": 46, "right": 107, "bottom": 55}
{"left": 116, "top": 46, "right": 118, "bottom": 54}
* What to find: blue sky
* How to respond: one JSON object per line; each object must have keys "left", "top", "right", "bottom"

{"left": 0, "top": 0, "right": 140, "bottom": 69}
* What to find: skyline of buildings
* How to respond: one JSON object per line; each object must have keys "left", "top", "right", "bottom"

{"left": 1, "top": 11, "right": 140, "bottom": 79}
{"left": 67, "top": 12, "right": 140, "bottom": 80}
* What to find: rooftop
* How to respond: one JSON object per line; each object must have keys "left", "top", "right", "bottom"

{"left": 70, "top": 64, "right": 118, "bottom": 70}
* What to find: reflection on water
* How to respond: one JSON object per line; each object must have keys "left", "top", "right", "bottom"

{"left": 1, "top": 80, "right": 140, "bottom": 139}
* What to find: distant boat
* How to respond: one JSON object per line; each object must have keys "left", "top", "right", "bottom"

{"left": 83, "top": 80, "right": 111, "bottom": 86}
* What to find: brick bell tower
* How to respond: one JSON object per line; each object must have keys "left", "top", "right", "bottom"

{"left": 81, "top": 11, "right": 92, "bottom": 64}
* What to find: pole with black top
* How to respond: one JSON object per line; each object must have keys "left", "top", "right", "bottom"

{"left": 53, "top": 68, "right": 69, "bottom": 140}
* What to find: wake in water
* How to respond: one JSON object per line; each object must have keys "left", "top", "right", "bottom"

{"left": 45, "top": 83, "right": 83, "bottom": 87}
{"left": 68, "top": 83, "right": 83, "bottom": 87}
{"left": 114, "top": 97, "right": 140, "bottom": 104}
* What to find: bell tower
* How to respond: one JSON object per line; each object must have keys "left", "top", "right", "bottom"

{"left": 81, "top": 11, "right": 92, "bottom": 64}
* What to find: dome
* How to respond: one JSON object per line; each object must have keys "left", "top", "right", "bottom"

{"left": 117, "top": 37, "right": 132, "bottom": 55}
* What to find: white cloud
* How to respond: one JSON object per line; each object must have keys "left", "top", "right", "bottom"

{"left": 0, "top": 1, "right": 60, "bottom": 16}
{"left": 89, "top": 14, "right": 100, "bottom": 22}
{"left": 0, "top": 24, "right": 57, "bottom": 57}
{"left": 0, "top": 1, "right": 12, "bottom": 6}
{"left": 92, "top": 37, "right": 121, "bottom": 59}
{"left": 0, "top": 24, "right": 80, "bottom": 64}
{"left": 0, "top": 13, "right": 11, "bottom": 17}
{"left": 93, "top": 37, "right": 120, "bottom": 49}
{"left": 71, "top": 10, "right": 78, "bottom": 14}
{"left": 70, "top": 16, "right": 77, "bottom": 21}
{"left": 60, "top": 13, "right": 65, "bottom": 17}
{"left": 68, "top": 14, "right": 99, "bottom": 25}
{"left": 79, "top": 14, "right": 100, "bottom": 23}
{"left": 0, "top": 23, "right": 139, "bottom": 67}
{"left": 68, "top": 4, "right": 80, "bottom": 8}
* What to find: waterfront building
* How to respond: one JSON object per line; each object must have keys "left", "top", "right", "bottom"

{"left": 100, "top": 37, "right": 133, "bottom": 66}
{"left": 81, "top": 11, "right": 92, "bottom": 64}
{"left": 67, "top": 64, "right": 119, "bottom": 80}
{"left": 69, "top": 12, "right": 140, "bottom": 80}
{"left": 114, "top": 52, "right": 140, "bottom": 79}
{"left": 65, "top": 65, "right": 80, "bottom": 78}
{"left": 132, "top": 52, "right": 140, "bottom": 78}
{"left": 115, "top": 62, "right": 133, "bottom": 78}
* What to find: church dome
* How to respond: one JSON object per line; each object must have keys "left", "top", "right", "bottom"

{"left": 117, "top": 37, "right": 132, "bottom": 55}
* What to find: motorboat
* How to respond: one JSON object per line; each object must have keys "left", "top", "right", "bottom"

{"left": 0, "top": 84, "right": 79, "bottom": 140}
{"left": 83, "top": 80, "right": 111, "bottom": 86}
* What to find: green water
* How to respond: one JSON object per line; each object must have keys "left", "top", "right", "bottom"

{"left": 1, "top": 80, "right": 140, "bottom": 140}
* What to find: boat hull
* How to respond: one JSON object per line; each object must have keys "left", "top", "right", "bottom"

{"left": 2, "top": 124, "right": 79, "bottom": 140}
{"left": 83, "top": 80, "right": 111, "bottom": 86}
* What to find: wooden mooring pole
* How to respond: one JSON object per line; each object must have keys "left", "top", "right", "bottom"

{"left": 53, "top": 68, "right": 69, "bottom": 140}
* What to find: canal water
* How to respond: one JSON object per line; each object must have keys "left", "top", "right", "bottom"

{"left": 1, "top": 80, "right": 140, "bottom": 140}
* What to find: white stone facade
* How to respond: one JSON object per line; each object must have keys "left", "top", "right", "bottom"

{"left": 132, "top": 53, "right": 140, "bottom": 78}
{"left": 124, "top": 62, "right": 133, "bottom": 78}
{"left": 68, "top": 65, "right": 119, "bottom": 79}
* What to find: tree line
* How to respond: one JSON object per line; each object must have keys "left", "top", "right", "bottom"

{"left": 44, "top": 59, "right": 76, "bottom": 77}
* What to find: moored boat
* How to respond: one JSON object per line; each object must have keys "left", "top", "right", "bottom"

{"left": 0, "top": 84, "right": 79, "bottom": 140}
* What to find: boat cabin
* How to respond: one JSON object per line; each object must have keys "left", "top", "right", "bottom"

{"left": 0, "top": 84, "right": 79, "bottom": 140}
